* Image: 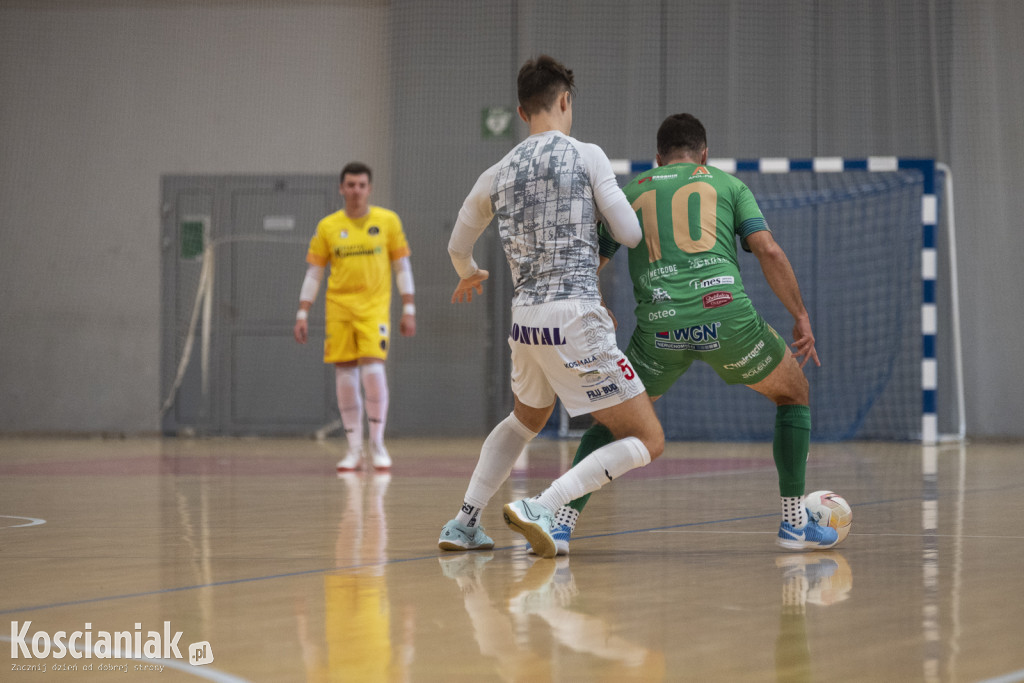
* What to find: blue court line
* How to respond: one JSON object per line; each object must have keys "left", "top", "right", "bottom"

{"left": 0, "top": 556, "right": 441, "bottom": 617}
{"left": 0, "top": 492, "right": 993, "bottom": 617}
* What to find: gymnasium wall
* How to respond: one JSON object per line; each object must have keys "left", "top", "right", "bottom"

{"left": 0, "top": 0, "right": 392, "bottom": 433}
{"left": 1, "top": 0, "right": 1021, "bottom": 438}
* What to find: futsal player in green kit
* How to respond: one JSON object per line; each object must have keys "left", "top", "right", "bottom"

{"left": 545, "top": 113, "right": 838, "bottom": 553}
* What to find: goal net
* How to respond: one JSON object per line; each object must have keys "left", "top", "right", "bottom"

{"left": 598, "top": 158, "right": 957, "bottom": 442}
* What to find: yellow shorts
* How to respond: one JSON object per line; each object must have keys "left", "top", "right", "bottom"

{"left": 324, "top": 315, "right": 390, "bottom": 363}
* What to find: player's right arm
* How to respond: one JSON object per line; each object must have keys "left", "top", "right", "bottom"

{"left": 294, "top": 264, "right": 324, "bottom": 344}
{"left": 448, "top": 165, "right": 496, "bottom": 303}
{"left": 745, "top": 231, "right": 820, "bottom": 369}
{"left": 296, "top": 224, "right": 330, "bottom": 344}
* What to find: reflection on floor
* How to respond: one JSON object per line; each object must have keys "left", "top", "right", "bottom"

{"left": 1, "top": 437, "right": 1022, "bottom": 682}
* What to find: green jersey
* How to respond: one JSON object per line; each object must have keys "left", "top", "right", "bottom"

{"left": 600, "top": 163, "right": 769, "bottom": 327}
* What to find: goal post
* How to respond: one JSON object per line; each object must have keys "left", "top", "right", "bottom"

{"left": 569, "top": 156, "right": 963, "bottom": 444}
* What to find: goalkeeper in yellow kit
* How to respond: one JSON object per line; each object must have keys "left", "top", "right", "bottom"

{"left": 294, "top": 162, "right": 416, "bottom": 471}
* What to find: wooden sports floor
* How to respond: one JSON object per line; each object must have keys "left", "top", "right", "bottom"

{"left": 2, "top": 436, "right": 1022, "bottom": 682}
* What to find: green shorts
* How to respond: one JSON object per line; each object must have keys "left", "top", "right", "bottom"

{"left": 625, "top": 299, "right": 787, "bottom": 396}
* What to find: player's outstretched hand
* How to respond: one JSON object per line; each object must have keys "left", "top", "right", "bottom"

{"left": 791, "top": 316, "right": 820, "bottom": 369}
{"left": 451, "top": 269, "right": 489, "bottom": 304}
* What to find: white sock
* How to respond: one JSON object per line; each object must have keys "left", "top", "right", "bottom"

{"left": 335, "top": 365, "right": 363, "bottom": 453}
{"left": 782, "top": 496, "right": 807, "bottom": 527}
{"left": 535, "top": 437, "right": 651, "bottom": 512}
{"left": 361, "top": 362, "right": 388, "bottom": 447}
{"left": 456, "top": 413, "right": 538, "bottom": 527}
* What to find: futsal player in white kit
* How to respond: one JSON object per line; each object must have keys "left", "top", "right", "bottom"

{"left": 438, "top": 55, "right": 665, "bottom": 559}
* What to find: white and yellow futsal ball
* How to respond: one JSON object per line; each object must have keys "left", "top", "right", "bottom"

{"left": 804, "top": 490, "right": 852, "bottom": 545}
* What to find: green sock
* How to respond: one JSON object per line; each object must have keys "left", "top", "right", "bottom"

{"left": 566, "top": 423, "right": 615, "bottom": 513}
{"left": 774, "top": 405, "right": 811, "bottom": 498}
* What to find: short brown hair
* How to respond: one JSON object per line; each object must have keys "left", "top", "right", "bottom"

{"left": 517, "top": 55, "right": 575, "bottom": 116}
{"left": 656, "top": 114, "right": 707, "bottom": 159}
{"left": 340, "top": 162, "right": 372, "bottom": 184}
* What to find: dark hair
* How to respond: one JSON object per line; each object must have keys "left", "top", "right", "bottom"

{"left": 517, "top": 55, "right": 576, "bottom": 116}
{"left": 656, "top": 114, "right": 708, "bottom": 159}
{"left": 340, "top": 162, "right": 372, "bottom": 184}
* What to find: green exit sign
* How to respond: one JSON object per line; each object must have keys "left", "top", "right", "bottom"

{"left": 180, "top": 217, "right": 207, "bottom": 259}
{"left": 482, "top": 107, "right": 514, "bottom": 139}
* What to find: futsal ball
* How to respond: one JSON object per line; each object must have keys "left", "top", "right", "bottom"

{"left": 804, "top": 490, "right": 852, "bottom": 545}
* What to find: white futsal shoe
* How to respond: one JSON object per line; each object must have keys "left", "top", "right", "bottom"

{"left": 336, "top": 449, "right": 363, "bottom": 472}
{"left": 370, "top": 443, "right": 392, "bottom": 470}
{"left": 438, "top": 520, "right": 495, "bottom": 551}
{"left": 503, "top": 499, "right": 556, "bottom": 559}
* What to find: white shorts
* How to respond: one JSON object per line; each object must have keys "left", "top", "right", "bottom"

{"left": 508, "top": 300, "right": 646, "bottom": 417}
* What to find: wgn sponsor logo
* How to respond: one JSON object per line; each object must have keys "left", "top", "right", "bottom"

{"left": 654, "top": 323, "right": 722, "bottom": 351}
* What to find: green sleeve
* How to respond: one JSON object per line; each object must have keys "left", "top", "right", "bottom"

{"left": 735, "top": 183, "right": 770, "bottom": 252}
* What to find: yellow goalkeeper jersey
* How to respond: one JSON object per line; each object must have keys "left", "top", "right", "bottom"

{"left": 306, "top": 206, "right": 411, "bottom": 319}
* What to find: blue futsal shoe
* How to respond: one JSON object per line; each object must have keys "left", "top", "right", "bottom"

{"left": 527, "top": 523, "right": 571, "bottom": 556}
{"left": 776, "top": 511, "right": 839, "bottom": 550}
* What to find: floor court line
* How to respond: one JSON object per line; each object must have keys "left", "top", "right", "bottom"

{"left": 0, "top": 515, "right": 47, "bottom": 528}
{"left": 0, "top": 516, "right": 784, "bottom": 616}
{"left": 0, "top": 493, "right": 913, "bottom": 618}
{"left": 977, "top": 670, "right": 1024, "bottom": 683}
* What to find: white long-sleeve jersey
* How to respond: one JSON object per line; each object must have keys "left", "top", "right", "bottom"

{"left": 448, "top": 130, "right": 641, "bottom": 306}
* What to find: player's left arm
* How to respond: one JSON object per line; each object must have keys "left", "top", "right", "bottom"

{"left": 746, "top": 230, "right": 820, "bottom": 369}
{"left": 392, "top": 256, "right": 416, "bottom": 337}
{"left": 587, "top": 145, "right": 642, "bottom": 247}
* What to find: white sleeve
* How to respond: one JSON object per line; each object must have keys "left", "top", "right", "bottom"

{"left": 392, "top": 256, "right": 414, "bottom": 296}
{"left": 299, "top": 264, "right": 324, "bottom": 304}
{"left": 582, "top": 143, "right": 642, "bottom": 247}
{"left": 598, "top": 199, "right": 642, "bottom": 248}
{"left": 448, "top": 165, "right": 497, "bottom": 279}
